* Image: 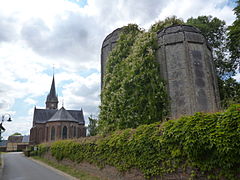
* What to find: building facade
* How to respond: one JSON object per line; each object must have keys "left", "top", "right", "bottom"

{"left": 30, "top": 76, "right": 86, "bottom": 145}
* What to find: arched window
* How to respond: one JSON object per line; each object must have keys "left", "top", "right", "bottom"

{"left": 51, "top": 127, "right": 55, "bottom": 141}
{"left": 73, "top": 126, "right": 76, "bottom": 137}
{"left": 62, "top": 126, "right": 67, "bottom": 139}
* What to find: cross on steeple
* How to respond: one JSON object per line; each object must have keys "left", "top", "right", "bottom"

{"left": 46, "top": 73, "right": 59, "bottom": 109}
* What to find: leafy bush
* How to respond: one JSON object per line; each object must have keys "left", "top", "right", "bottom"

{"left": 48, "top": 105, "right": 240, "bottom": 179}
{"left": 26, "top": 144, "right": 49, "bottom": 157}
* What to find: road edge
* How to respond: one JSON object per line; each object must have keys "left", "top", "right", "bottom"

{"left": 29, "top": 157, "right": 78, "bottom": 180}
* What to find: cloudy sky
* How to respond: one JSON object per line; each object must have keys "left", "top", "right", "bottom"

{"left": 0, "top": 0, "right": 238, "bottom": 139}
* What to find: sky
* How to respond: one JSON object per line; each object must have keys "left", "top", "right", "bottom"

{"left": 0, "top": 0, "right": 238, "bottom": 139}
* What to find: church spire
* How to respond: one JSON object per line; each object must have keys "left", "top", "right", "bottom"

{"left": 49, "top": 75, "right": 57, "bottom": 98}
{"left": 46, "top": 75, "right": 59, "bottom": 109}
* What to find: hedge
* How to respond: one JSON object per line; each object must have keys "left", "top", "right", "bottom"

{"left": 37, "top": 104, "right": 240, "bottom": 179}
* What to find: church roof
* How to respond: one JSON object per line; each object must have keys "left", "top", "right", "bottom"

{"left": 33, "top": 108, "right": 57, "bottom": 123}
{"left": 46, "top": 75, "right": 58, "bottom": 102}
{"left": 33, "top": 107, "right": 85, "bottom": 124}
{"left": 48, "top": 107, "right": 78, "bottom": 122}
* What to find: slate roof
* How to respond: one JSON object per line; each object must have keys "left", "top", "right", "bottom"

{"left": 48, "top": 107, "right": 78, "bottom": 122}
{"left": 33, "top": 108, "right": 57, "bottom": 123}
{"left": 33, "top": 107, "right": 85, "bottom": 124}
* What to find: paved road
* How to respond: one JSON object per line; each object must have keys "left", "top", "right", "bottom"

{"left": 2, "top": 152, "right": 73, "bottom": 180}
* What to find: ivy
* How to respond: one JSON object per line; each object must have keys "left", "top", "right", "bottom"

{"left": 46, "top": 105, "right": 240, "bottom": 179}
{"left": 99, "top": 24, "right": 169, "bottom": 134}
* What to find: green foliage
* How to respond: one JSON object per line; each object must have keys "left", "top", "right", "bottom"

{"left": 150, "top": 16, "right": 184, "bottom": 32}
{"left": 48, "top": 105, "right": 240, "bottom": 179}
{"left": 99, "top": 24, "right": 168, "bottom": 134}
{"left": 227, "top": 0, "right": 240, "bottom": 71}
{"left": 28, "top": 144, "right": 49, "bottom": 157}
{"left": 218, "top": 77, "right": 240, "bottom": 108}
{"left": 88, "top": 115, "right": 98, "bottom": 136}
{"left": 37, "top": 144, "right": 49, "bottom": 156}
{"left": 11, "top": 132, "right": 22, "bottom": 136}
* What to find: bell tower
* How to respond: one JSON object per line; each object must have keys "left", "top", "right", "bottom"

{"left": 46, "top": 75, "right": 58, "bottom": 109}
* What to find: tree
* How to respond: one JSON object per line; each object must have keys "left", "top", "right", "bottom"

{"left": 87, "top": 115, "right": 98, "bottom": 136}
{"left": 218, "top": 77, "right": 240, "bottom": 108}
{"left": 11, "top": 132, "right": 22, "bottom": 136}
{"left": 227, "top": 0, "right": 240, "bottom": 72}
{"left": 150, "top": 16, "right": 184, "bottom": 32}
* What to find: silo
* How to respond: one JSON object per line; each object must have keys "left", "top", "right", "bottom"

{"left": 101, "top": 28, "right": 122, "bottom": 89}
{"left": 101, "top": 25, "right": 220, "bottom": 118}
{"left": 156, "top": 25, "right": 220, "bottom": 118}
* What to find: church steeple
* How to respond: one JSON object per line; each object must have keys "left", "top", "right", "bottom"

{"left": 46, "top": 75, "right": 58, "bottom": 109}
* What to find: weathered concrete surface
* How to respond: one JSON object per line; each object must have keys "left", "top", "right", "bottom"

{"left": 101, "top": 28, "right": 122, "bottom": 88}
{"left": 156, "top": 25, "right": 220, "bottom": 118}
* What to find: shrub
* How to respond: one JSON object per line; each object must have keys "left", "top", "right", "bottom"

{"left": 45, "top": 105, "right": 240, "bottom": 179}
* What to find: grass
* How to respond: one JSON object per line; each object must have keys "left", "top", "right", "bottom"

{"left": 32, "top": 156, "right": 101, "bottom": 180}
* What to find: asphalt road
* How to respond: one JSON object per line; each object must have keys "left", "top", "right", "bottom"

{"left": 2, "top": 152, "right": 73, "bottom": 180}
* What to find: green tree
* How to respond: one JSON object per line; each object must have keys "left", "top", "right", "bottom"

{"left": 87, "top": 115, "right": 98, "bottom": 136}
{"left": 11, "top": 132, "right": 22, "bottom": 136}
{"left": 218, "top": 77, "right": 240, "bottom": 108}
{"left": 150, "top": 16, "right": 184, "bottom": 32}
{"left": 227, "top": 0, "right": 240, "bottom": 71}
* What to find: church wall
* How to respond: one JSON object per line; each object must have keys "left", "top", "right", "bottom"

{"left": 46, "top": 121, "right": 86, "bottom": 142}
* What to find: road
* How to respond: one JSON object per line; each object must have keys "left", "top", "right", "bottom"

{"left": 2, "top": 152, "right": 73, "bottom": 180}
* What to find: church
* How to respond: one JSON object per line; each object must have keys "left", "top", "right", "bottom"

{"left": 30, "top": 75, "right": 86, "bottom": 145}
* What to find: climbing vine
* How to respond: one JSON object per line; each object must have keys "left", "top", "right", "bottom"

{"left": 99, "top": 24, "right": 169, "bottom": 134}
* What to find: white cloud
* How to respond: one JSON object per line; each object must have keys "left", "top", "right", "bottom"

{"left": 234, "top": 73, "right": 240, "bottom": 82}
{"left": 61, "top": 72, "right": 100, "bottom": 117}
{"left": 24, "top": 98, "right": 37, "bottom": 105}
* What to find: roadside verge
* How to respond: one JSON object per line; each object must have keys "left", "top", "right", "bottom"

{"left": 29, "top": 156, "right": 101, "bottom": 180}
{"left": 29, "top": 156, "right": 78, "bottom": 180}
{"left": 0, "top": 152, "right": 4, "bottom": 179}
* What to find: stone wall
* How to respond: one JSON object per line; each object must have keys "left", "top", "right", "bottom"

{"left": 100, "top": 25, "right": 220, "bottom": 119}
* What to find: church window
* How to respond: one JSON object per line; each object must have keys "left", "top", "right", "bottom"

{"left": 51, "top": 127, "right": 55, "bottom": 141}
{"left": 62, "top": 126, "right": 67, "bottom": 139}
